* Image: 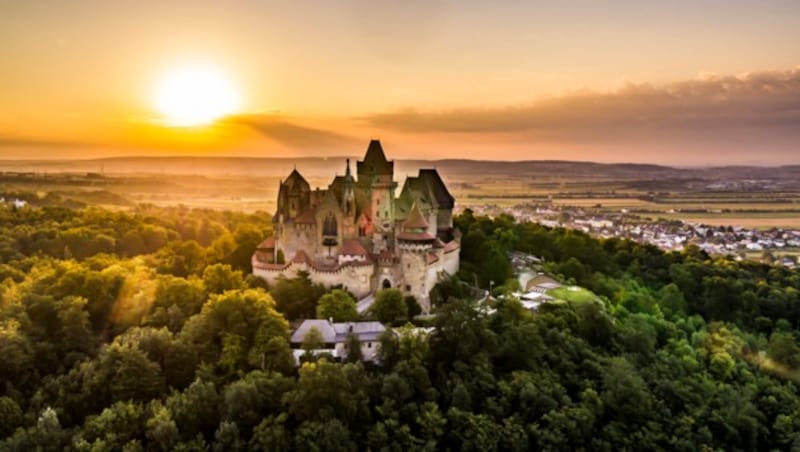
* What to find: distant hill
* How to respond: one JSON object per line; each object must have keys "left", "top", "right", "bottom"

{"left": 1, "top": 156, "right": 799, "bottom": 181}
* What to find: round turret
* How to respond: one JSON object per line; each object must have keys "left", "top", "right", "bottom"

{"left": 397, "top": 202, "right": 435, "bottom": 249}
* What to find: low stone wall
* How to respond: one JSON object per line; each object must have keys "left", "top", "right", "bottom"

{"left": 252, "top": 257, "right": 373, "bottom": 299}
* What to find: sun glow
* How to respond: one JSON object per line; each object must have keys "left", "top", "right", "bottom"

{"left": 153, "top": 63, "right": 241, "bottom": 127}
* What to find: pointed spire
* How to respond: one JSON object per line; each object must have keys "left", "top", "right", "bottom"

{"left": 345, "top": 158, "right": 352, "bottom": 179}
{"left": 403, "top": 201, "right": 429, "bottom": 231}
{"left": 357, "top": 139, "right": 393, "bottom": 177}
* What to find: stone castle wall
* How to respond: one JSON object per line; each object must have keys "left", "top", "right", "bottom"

{"left": 252, "top": 258, "right": 374, "bottom": 299}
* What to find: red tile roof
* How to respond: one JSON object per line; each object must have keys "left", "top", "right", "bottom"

{"left": 292, "top": 250, "right": 310, "bottom": 264}
{"left": 378, "top": 249, "right": 396, "bottom": 261}
{"left": 403, "top": 202, "right": 429, "bottom": 230}
{"left": 252, "top": 260, "right": 290, "bottom": 271}
{"left": 341, "top": 238, "right": 369, "bottom": 256}
{"left": 257, "top": 236, "right": 275, "bottom": 249}
{"left": 443, "top": 240, "right": 460, "bottom": 253}
{"left": 397, "top": 231, "right": 436, "bottom": 242}
{"left": 427, "top": 252, "right": 440, "bottom": 265}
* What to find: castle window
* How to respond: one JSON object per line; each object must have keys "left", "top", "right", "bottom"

{"left": 405, "top": 285, "right": 411, "bottom": 291}
{"left": 323, "top": 213, "right": 337, "bottom": 237}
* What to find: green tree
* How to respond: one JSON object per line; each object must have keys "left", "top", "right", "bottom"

{"left": 405, "top": 295, "right": 422, "bottom": 318}
{"left": 343, "top": 333, "right": 363, "bottom": 363}
{"left": 301, "top": 327, "right": 325, "bottom": 354}
{"left": 316, "top": 289, "right": 359, "bottom": 322}
{"left": 213, "top": 421, "right": 244, "bottom": 452}
{"left": 202, "top": 263, "right": 245, "bottom": 295}
{"left": 146, "top": 402, "right": 179, "bottom": 451}
{"left": 270, "top": 271, "right": 326, "bottom": 320}
{"left": 0, "top": 396, "right": 23, "bottom": 438}
{"left": 249, "top": 414, "right": 290, "bottom": 451}
{"left": 230, "top": 224, "right": 266, "bottom": 272}
{"left": 179, "top": 288, "right": 288, "bottom": 374}
{"left": 221, "top": 371, "right": 294, "bottom": 434}
{"left": 768, "top": 332, "right": 800, "bottom": 369}
{"left": 371, "top": 288, "right": 407, "bottom": 324}
{"left": 166, "top": 379, "right": 220, "bottom": 441}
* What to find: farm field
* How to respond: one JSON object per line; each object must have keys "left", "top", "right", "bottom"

{"left": 2, "top": 158, "right": 800, "bottom": 230}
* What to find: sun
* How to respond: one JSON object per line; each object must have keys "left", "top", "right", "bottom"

{"left": 153, "top": 63, "right": 241, "bottom": 127}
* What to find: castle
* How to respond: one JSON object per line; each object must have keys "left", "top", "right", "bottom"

{"left": 252, "top": 140, "right": 460, "bottom": 313}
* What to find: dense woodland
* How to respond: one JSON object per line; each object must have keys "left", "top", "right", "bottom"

{"left": 2, "top": 202, "right": 800, "bottom": 450}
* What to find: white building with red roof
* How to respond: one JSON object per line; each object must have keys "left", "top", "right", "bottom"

{"left": 252, "top": 140, "right": 460, "bottom": 313}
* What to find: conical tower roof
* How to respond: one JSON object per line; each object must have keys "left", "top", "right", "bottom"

{"left": 403, "top": 202, "right": 429, "bottom": 231}
{"left": 398, "top": 202, "right": 435, "bottom": 243}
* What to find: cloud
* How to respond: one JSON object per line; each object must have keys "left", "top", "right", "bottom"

{"left": 361, "top": 67, "right": 800, "bottom": 145}
{"left": 229, "top": 114, "right": 359, "bottom": 149}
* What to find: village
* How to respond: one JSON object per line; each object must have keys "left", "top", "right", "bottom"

{"left": 465, "top": 202, "right": 800, "bottom": 268}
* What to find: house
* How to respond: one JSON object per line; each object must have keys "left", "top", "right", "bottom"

{"left": 290, "top": 319, "right": 387, "bottom": 364}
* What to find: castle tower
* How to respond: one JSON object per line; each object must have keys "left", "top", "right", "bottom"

{"left": 252, "top": 139, "right": 459, "bottom": 308}
{"left": 357, "top": 140, "right": 397, "bottom": 234}
{"left": 397, "top": 202, "right": 436, "bottom": 313}
{"left": 277, "top": 168, "right": 310, "bottom": 219}
{"left": 342, "top": 159, "right": 356, "bottom": 217}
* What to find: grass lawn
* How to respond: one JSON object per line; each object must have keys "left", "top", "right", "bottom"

{"left": 547, "top": 286, "right": 601, "bottom": 304}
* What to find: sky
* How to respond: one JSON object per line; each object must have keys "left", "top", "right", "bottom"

{"left": 1, "top": 0, "right": 799, "bottom": 165}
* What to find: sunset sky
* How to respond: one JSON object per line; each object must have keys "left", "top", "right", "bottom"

{"left": 1, "top": 0, "right": 799, "bottom": 165}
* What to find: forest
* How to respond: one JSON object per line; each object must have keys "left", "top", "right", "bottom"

{"left": 2, "top": 202, "right": 800, "bottom": 450}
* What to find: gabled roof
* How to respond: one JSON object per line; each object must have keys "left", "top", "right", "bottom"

{"left": 357, "top": 140, "right": 393, "bottom": 177}
{"left": 396, "top": 177, "right": 434, "bottom": 220}
{"left": 341, "top": 238, "right": 369, "bottom": 256}
{"left": 290, "top": 319, "right": 336, "bottom": 344}
{"left": 418, "top": 169, "right": 455, "bottom": 209}
{"left": 402, "top": 176, "right": 432, "bottom": 203}
{"left": 332, "top": 321, "right": 386, "bottom": 342}
{"left": 284, "top": 168, "right": 309, "bottom": 190}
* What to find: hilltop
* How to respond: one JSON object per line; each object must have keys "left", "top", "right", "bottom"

{"left": 4, "top": 155, "right": 800, "bottom": 181}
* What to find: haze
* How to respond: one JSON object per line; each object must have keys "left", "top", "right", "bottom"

{"left": 1, "top": 0, "right": 799, "bottom": 165}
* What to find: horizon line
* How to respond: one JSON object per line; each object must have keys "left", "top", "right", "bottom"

{"left": 1, "top": 155, "right": 798, "bottom": 170}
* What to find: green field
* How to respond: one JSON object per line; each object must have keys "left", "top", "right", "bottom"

{"left": 4, "top": 166, "right": 800, "bottom": 230}
{"left": 547, "top": 286, "right": 601, "bottom": 304}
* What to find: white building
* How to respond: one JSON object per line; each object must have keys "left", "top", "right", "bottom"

{"left": 289, "top": 319, "right": 387, "bottom": 364}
